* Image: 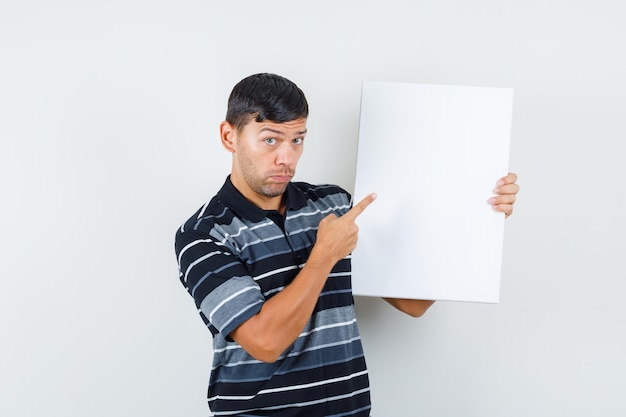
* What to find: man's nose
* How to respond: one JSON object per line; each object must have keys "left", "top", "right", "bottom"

{"left": 275, "top": 143, "right": 297, "bottom": 165}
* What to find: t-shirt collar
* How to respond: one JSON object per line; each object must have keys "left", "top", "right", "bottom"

{"left": 217, "top": 176, "right": 307, "bottom": 222}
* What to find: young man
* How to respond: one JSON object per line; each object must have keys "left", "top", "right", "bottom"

{"left": 175, "top": 73, "right": 519, "bottom": 416}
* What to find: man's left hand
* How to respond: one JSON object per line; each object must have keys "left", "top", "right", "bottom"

{"left": 489, "top": 172, "right": 519, "bottom": 218}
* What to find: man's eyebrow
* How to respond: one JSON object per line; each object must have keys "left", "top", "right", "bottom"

{"left": 259, "top": 127, "right": 307, "bottom": 135}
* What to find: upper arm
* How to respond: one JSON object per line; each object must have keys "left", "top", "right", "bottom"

{"left": 175, "top": 229, "right": 265, "bottom": 338}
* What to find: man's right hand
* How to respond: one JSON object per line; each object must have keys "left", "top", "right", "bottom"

{"left": 314, "top": 193, "right": 377, "bottom": 264}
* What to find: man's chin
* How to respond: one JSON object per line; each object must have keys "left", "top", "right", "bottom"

{"left": 261, "top": 183, "right": 289, "bottom": 198}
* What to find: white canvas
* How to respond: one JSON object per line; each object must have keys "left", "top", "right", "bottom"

{"left": 352, "top": 81, "right": 513, "bottom": 303}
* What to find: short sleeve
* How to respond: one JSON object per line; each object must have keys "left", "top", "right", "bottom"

{"left": 175, "top": 229, "right": 264, "bottom": 337}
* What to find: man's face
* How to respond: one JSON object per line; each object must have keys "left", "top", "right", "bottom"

{"left": 226, "top": 117, "right": 307, "bottom": 210}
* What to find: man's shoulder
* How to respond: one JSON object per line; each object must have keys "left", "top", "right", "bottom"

{"left": 289, "top": 182, "right": 352, "bottom": 214}
{"left": 290, "top": 181, "right": 351, "bottom": 200}
{"left": 175, "top": 194, "right": 228, "bottom": 239}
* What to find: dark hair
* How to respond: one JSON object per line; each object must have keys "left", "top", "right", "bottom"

{"left": 226, "top": 73, "right": 309, "bottom": 131}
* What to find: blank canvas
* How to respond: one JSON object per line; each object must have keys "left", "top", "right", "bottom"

{"left": 351, "top": 81, "right": 513, "bottom": 303}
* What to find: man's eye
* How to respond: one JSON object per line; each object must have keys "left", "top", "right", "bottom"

{"left": 293, "top": 138, "right": 303, "bottom": 145}
{"left": 264, "top": 138, "right": 277, "bottom": 145}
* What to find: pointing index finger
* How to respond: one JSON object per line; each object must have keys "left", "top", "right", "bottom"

{"left": 346, "top": 193, "right": 377, "bottom": 220}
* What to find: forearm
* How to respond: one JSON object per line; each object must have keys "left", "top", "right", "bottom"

{"left": 383, "top": 298, "right": 435, "bottom": 317}
{"left": 230, "top": 247, "right": 338, "bottom": 362}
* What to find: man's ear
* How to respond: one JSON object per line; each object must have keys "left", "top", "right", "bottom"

{"left": 220, "top": 121, "right": 236, "bottom": 153}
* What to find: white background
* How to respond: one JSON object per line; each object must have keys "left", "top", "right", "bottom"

{"left": 1, "top": 1, "right": 625, "bottom": 416}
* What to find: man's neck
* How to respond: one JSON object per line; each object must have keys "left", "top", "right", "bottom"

{"left": 230, "top": 175, "right": 286, "bottom": 213}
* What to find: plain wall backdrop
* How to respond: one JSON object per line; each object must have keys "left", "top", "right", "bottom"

{"left": 1, "top": 1, "right": 625, "bottom": 416}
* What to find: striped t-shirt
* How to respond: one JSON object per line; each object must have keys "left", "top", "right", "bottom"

{"left": 175, "top": 177, "right": 371, "bottom": 417}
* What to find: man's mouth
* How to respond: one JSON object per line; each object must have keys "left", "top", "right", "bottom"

{"left": 269, "top": 174, "right": 292, "bottom": 183}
